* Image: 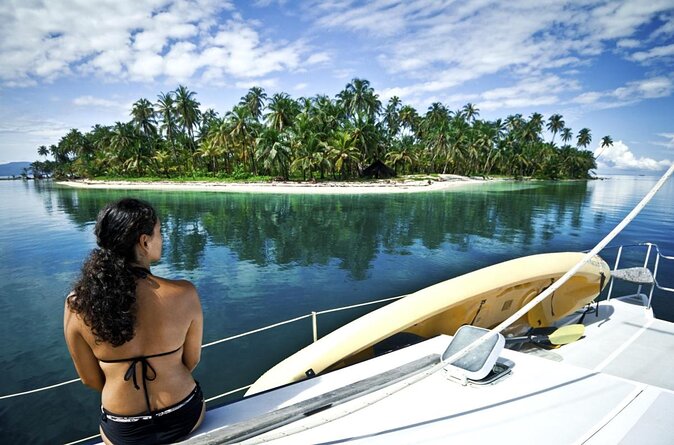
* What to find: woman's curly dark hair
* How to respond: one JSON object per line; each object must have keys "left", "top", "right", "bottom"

{"left": 68, "top": 198, "right": 158, "bottom": 346}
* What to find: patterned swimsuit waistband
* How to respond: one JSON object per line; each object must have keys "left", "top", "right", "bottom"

{"left": 102, "top": 384, "right": 200, "bottom": 423}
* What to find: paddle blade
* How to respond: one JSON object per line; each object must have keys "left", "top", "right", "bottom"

{"left": 547, "top": 324, "right": 585, "bottom": 345}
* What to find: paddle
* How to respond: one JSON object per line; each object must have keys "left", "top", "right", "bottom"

{"left": 506, "top": 324, "right": 585, "bottom": 346}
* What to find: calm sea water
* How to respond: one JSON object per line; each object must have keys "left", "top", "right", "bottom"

{"left": 1, "top": 176, "right": 673, "bottom": 443}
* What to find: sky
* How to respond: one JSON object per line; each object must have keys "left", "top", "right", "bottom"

{"left": 1, "top": 0, "right": 673, "bottom": 174}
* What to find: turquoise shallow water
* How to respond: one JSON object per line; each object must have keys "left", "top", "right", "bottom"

{"left": 0, "top": 176, "right": 673, "bottom": 443}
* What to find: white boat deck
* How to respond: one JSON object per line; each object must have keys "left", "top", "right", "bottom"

{"left": 185, "top": 297, "right": 674, "bottom": 444}
{"left": 552, "top": 296, "right": 674, "bottom": 392}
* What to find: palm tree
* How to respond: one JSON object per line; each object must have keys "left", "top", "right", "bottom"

{"left": 194, "top": 140, "right": 223, "bottom": 175}
{"left": 601, "top": 135, "right": 613, "bottom": 150}
{"left": 202, "top": 118, "right": 235, "bottom": 173}
{"left": 546, "top": 114, "right": 565, "bottom": 145}
{"left": 256, "top": 127, "right": 292, "bottom": 179}
{"left": 322, "top": 130, "right": 361, "bottom": 178}
{"left": 386, "top": 137, "right": 417, "bottom": 174}
{"left": 156, "top": 92, "right": 178, "bottom": 159}
{"left": 595, "top": 135, "right": 614, "bottom": 160}
{"left": 383, "top": 96, "right": 402, "bottom": 140}
{"left": 227, "top": 105, "right": 256, "bottom": 173}
{"left": 266, "top": 93, "right": 297, "bottom": 132}
{"left": 560, "top": 127, "right": 573, "bottom": 145}
{"left": 240, "top": 87, "right": 267, "bottom": 122}
{"left": 109, "top": 122, "right": 138, "bottom": 174}
{"left": 340, "top": 78, "right": 381, "bottom": 123}
{"left": 174, "top": 85, "right": 201, "bottom": 151}
{"left": 131, "top": 98, "right": 157, "bottom": 138}
{"left": 399, "top": 105, "right": 420, "bottom": 139}
{"left": 577, "top": 128, "right": 592, "bottom": 149}
{"left": 462, "top": 103, "right": 480, "bottom": 123}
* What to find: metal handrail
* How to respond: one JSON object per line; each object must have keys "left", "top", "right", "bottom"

{"left": 603, "top": 242, "right": 674, "bottom": 308}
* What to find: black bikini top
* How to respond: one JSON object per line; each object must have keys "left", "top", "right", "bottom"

{"left": 99, "top": 346, "right": 183, "bottom": 417}
{"left": 99, "top": 265, "right": 180, "bottom": 416}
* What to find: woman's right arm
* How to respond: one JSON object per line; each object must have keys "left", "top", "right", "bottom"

{"left": 181, "top": 283, "right": 203, "bottom": 372}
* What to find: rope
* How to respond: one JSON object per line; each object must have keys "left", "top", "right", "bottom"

{"left": 315, "top": 295, "right": 406, "bottom": 315}
{"left": 8, "top": 164, "right": 674, "bottom": 443}
{"left": 205, "top": 384, "right": 252, "bottom": 403}
{"left": 1, "top": 299, "right": 396, "bottom": 400}
{"left": 247, "top": 163, "right": 674, "bottom": 443}
{"left": 201, "top": 313, "right": 313, "bottom": 349}
{"left": 0, "top": 378, "right": 81, "bottom": 401}
{"left": 63, "top": 433, "right": 101, "bottom": 445}
{"left": 59, "top": 385, "right": 254, "bottom": 445}
{"left": 442, "top": 162, "right": 674, "bottom": 374}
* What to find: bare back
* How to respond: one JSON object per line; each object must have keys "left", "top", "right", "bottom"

{"left": 66, "top": 275, "right": 203, "bottom": 415}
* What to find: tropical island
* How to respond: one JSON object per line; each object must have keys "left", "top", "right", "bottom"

{"left": 30, "top": 78, "right": 613, "bottom": 185}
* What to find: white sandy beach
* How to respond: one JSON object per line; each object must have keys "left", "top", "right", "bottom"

{"left": 57, "top": 174, "right": 493, "bottom": 194}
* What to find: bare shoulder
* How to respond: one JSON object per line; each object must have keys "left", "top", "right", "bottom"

{"left": 64, "top": 292, "right": 77, "bottom": 320}
{"left": 152, "top": 276, "right": 200, "bottom": 305}
{"left": 63, "top": 292, "right": 81, "bottom": 332}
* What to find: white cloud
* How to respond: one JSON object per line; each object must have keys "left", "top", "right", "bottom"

{"left": 0, "top": 0, "right": 307, "bottom": 86}
{"left": 629, "top": 43, "right": 674, "bottom": 62}
{"left": 617, "top": 38, "right": 641, "bottom": 48}
{"left": 595, "top": 140, "right": 672, "bottom": 171}
{"left": 649, "top": 14, "right": 674, "bottom": 39}
{"left": 72, "top": 96, "right": 128, "bottom": 110}
{"left": 592, "top": 0, "right": 674, "bottom": 40}
{"left": 571, "top": 76, "right": 673, "bottom": 108}
{"left": 234, "top": 78, "right": 280, "bottom": 90}
{"left": 308, "top": 0, "right": 674, "bottom": 109}
{"left": 653, "top": 133, "right": 674, "bottom": 149}
{"left": 478, "top": 75, "right": 580, "bottom": 111}
{"left": 306, "top": 52, "right": 331, "bottom": 65}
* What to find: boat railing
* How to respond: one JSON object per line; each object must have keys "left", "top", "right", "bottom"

{"left": 2, "top": 294, "right": 407, "bottom": 444}
{"left": 6, "top": 244, "right": 672, "bottom": 444}
{"left": 602, "top": 242, "right": 674, "bottom": 308}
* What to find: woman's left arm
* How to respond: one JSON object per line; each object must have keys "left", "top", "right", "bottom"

{"left": 64, "top": 299, "right": 105, "bottom": 392}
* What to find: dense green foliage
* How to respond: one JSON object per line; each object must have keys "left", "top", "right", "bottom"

{"left": 31, "top": 79, "right": 610, "bottom": 180}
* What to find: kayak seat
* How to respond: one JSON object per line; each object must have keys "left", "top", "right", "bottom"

{"left": 373, "top": 332, "right": 426, "bottom": 357}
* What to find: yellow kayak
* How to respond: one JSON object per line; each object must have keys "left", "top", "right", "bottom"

{"left": 247, "top": 252, "right": 610, "bottom": 395}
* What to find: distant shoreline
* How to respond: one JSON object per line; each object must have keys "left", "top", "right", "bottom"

{"left": 56, "top": 175, "right": 496, "bottom": 195}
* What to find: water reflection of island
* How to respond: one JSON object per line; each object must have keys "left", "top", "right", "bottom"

{"left": 50, "top": 181, "right": 591, "bottom": 279}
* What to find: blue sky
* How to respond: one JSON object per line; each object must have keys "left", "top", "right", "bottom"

{"left": 1, "top": 0, "right": 673, "bottom": 174}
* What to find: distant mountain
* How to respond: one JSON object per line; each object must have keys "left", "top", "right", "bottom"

{"left": 0, "top": 161, "right": 32, "bottom": 176}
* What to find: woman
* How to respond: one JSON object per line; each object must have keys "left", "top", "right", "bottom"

{"left": 64, "top": 198, "right": 204, "bottom": 445}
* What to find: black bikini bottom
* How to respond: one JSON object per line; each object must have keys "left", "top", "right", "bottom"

{"left": 100, "top": 383, "right": 204, "bottom": 445}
